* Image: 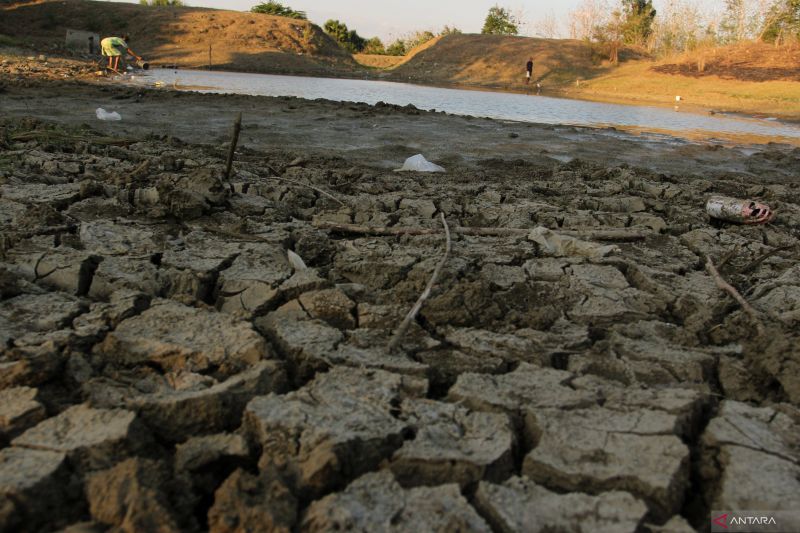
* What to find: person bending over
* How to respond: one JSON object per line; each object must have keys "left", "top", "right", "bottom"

{"left": 101, "top": 35, "right": 141, "bottom": 72}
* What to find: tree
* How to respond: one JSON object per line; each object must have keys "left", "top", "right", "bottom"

{"left": 250, "top": 1, "right": 307, "bottom": 19}
{"left": 139, "top": 0, "right": 185, "bottom": 5}
{"left": 386, "top": 39, "right": 407, "bottom": 56}
{"left": 363, "top": 37, "right": 385, "bottom": 55}
{"left": 568, "top": 0, "right": 609, "bottom": 41}
{"left": 440, "top": 25, "right": 463, "bottom": 36}
{"left": 761, "top": 0, "right": 800, "bottom": 42}
{"left": 621, "top": 0, "right": 657, "bottom": 45}
{"left": 405, "top": 30, "right": 436, "bottom": 50}
{"left": 594, "top": 7, "right": 626, "bottom": 63}
{"left": 482, "top": 5, "right": 519, "bottom": 35}
{"left": 720, "top": 0, "right": 749, "bottom": 42}
{"left": 324, "top": 19, "right": 367, "bottom": 53}
{"left": 534, "top": 10, "right": 561, "bottom": 38}
{"left": 649, "top": 0, "right": 709, "bottom": 56}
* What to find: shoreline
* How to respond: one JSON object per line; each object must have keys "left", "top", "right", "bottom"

{"left": 3, "top": 45, "right": 799, "bottom": 125}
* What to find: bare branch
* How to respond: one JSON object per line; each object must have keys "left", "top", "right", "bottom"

{"left": 387, "top": 213, "right": 452, "bottom": 353}
{"left": 705, "top": 255, "right": 765, "bottom": 335}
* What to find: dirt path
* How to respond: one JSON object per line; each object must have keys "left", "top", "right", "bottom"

{"left": 1, "top": 70, "right": 800, "bottom": 531}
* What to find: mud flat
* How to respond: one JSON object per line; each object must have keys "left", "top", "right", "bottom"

{"left": 1, "top": 61, "right": 800, "bottom": 531}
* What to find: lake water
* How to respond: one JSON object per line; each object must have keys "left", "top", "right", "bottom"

{"left": 131, "top": 69, "right": 800, "bottom": 144}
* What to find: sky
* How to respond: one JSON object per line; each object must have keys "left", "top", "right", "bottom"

{"left": 104, "top": 1, "right": 588, "bottom": 40}
{"left": 104, "top": 1, "right": 725, "bottom": 41}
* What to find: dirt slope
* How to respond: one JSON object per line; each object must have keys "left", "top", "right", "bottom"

{"left": 0, "top": 0, "right": 359, "bottom": 75}
{"left": 386, "top": 33, "right": 629, "bottom": 90}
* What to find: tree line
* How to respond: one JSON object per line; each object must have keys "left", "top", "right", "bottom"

{"left": 564, "top": 0, "right": 800, "bottom": 62}
{"left": 245, "top": 1, "right": 799, "bottom": 59}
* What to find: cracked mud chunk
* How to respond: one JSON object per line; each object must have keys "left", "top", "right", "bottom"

{"left": 0, "top": 387, "right": 46, "bottom": 442}
{"left": 523, "top": 407, "right": 689, "bottom": 518}
{"left": 328, "top": 344, "right": 428, "bottom": 377}
{"left": 391, "top": 399, "right": 515, "bottom": 488}
{"left": 474, "top": 476, "right": 648, "bottom": 533}
{"left": 243, "top": 367, "right": 426, "bottom": 497}
{"left": 175, "top": 433, "right": 250, "bottom": 474}
{"left": 700, "top": 401, "right": 800, "bottom": 512}
{"left": 0, "top": 291, "right": 86, "bottom": 347}
{"left": 0, "top": 183, "right": 81, "bottom": 207}
{"left": 6, "top": 242, "right": 100, "bottom": 296}
{"left": 298, "top": 288, "right": 356, "bottom": 329}
{"left": 86, "top": 458, "right": 186, "bottom": 533}
{"left": 0, "top": 447, "right": 69, "bottom": 531}
{"left": 97, "top": 299, "right": 270, "bottom": 376}
{"left": 208, "top": 469, "right": 297, "bottom": 533}
{"left": 123, "top": 360, "right": 287, "bottom": 442}
{"left": 448, "top": 363, "right": 598, "bottom": 418}
{"left": 256, "top": 302, "right": 343, "bottom": 379}
{"left": 12, "top": 404, "right": 147, "bottom": 471}
{"left": 442, "top": 327, "right": 546, "bottom": 366}
{"left": 215, "top": 247, "right": 293, "bottom": 316}
{"left": 300, "top": 470, "right": 491, "bottom": 532}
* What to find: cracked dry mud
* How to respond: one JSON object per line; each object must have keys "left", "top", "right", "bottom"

{"left": 1, "top": 93, "right": 800, "bottom": 533}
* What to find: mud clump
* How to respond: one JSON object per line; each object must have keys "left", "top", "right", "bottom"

{"left": 1, "top": 114, "right": 799, "bottom": 531}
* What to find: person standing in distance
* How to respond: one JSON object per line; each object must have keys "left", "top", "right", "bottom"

{"left": 525, "top": 57, "right": 534, "bottom": 85}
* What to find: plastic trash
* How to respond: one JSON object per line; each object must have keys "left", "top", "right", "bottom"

{"left": 287, "top": 250, "right": 307, "bottom": 271}
{"left": 395, "top": 154, "right": 446, "bottom": 173}
{"left": 96, "top": 108, "right": 122, "bottom": 121}
{"left": 706, "top": 196, "right": 775, "bottom": 225}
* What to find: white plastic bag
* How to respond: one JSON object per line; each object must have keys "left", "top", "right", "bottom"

{"left": 395, "top": 154, "right": 445, "bottom": 173}
{"left": 96, "top": 108, "right": 122, "bottom": 121}
{"left": 287, "top": 250, "right": 307, "bottom": 271}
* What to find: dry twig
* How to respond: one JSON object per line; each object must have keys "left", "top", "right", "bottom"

{"left": 224, "top": 112, "right": 242, "bottom": 182}
{"left": 737, "top": 245, "right": 795, "bottom": 275}
{"left": 265, "top": 176, "right": 345, "bottom": 207}
{"left": 387, "top": 212, "right": 452, "bottom": 353}
{"left": 313, "top": 221, "right": 648, "bottom": 242}
{"left": 705, "top": 255, "right": 765, "bottom": 335}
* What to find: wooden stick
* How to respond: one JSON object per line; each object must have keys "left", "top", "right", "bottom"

{"left": 387, "top": 212, "right": 452, "bottom": 353}
{"left": 312, "top": 221, "right": 649, "bottom": 242}
{"left": 224, "top": 112, "right": 242, "bottom": 182}
{"left": 265, "top": 176, "right": 345, "bottom": 207}
{"left": 705, "top": 255, "right": 765, "bottom": 336}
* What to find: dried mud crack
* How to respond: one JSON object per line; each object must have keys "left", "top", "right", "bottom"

{"left": 1, "top": 109, "right": 799, "bottom": 533}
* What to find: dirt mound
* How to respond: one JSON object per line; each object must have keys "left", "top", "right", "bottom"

{"left": 386, "top": 33, "right": 638, "bottom": 90}
{"left": 652, "top": 42, "right": 800, "bottom": 82}
{"left": 0, "top": 0, "right": 358, "bottom": 75}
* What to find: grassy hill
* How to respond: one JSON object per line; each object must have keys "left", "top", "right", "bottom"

{"left": 0, "top": 0, "right": 359, "bottom": 75}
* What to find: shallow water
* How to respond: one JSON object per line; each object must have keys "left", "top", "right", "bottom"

{"left": 132, "top": 69, "right": 800, "bottom": 143}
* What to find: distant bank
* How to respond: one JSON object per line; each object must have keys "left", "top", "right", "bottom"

{"left": 2, "top": 0, "right": 798, "bottom": 119}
